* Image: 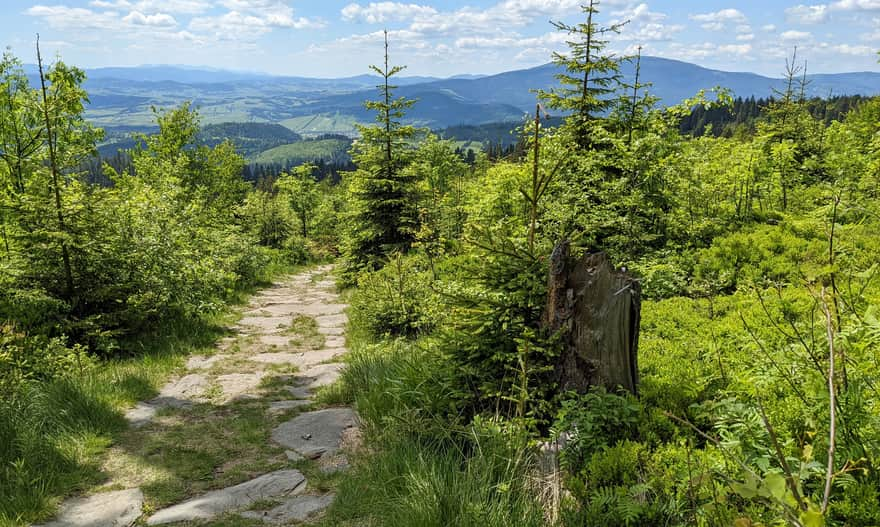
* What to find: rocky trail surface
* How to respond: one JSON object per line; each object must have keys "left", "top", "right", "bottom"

{"left": 37, "top": 265, "right": 357, "bottom": 527}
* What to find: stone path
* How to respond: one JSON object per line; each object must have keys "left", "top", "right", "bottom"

{"left": 36, "top": 265, "right": 355, "bottom": 527}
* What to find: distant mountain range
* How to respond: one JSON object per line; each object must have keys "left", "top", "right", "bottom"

{"left": 26, "top": 57, "right": 878, "bottom": 138}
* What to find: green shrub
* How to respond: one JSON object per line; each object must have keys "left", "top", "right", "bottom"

{"left": 349, "top": 254, "right": 436, "bottom": 339}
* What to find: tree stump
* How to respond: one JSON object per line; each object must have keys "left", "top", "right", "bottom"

{"left": 542, "top": 241, "right": 641, "bottom": 395}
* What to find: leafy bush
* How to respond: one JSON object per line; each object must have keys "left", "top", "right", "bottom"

{"left": 349, "top": 254, "right": 436, "bottom": 339}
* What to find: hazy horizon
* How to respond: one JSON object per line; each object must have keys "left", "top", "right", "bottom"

{"left": 3, "top": 0, "right": 880, "bottom": 78}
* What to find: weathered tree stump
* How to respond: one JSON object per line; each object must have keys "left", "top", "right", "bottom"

{"left": 542, "top": 241, "right": 641, "bottom": 395}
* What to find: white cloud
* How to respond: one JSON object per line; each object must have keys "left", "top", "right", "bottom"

{"left": 762, "top": 24, "right": 777, "bottom": 31}
{"left": 737, "top": 33, "right": 755, "bottom": 41}
{"left": 690, "top": 9, "right": 748, "bottom": 31}
{"left": 26, "top": 5, "right": 120, "bottom": 30}
{"left": 785, "top": 4, "right": 830, "bottom": 23}
{"left": 341, "top": 2, "right": 438, "bottom": 23}
{"left": 785, "top": 0, "right": 880, "bottom": 24}
{"left": 665, "top": 41, "right": 754, "bottom": 62}
{"left": 122, "top": 10, "right": 177, "bottom": 27}
{"left": 189, "top": 0, "right": 325, "bottom": 40}
{"left": 820, "top": 42, "right": 875, "bottom": 54}
{"left": 832, "top": 0, "right": 880, "bottom": 10}
{"left": 89, "top": 0, "right": 212, "bottom": 14}
{"left": 780, "top": 29, "right": 813, "bottom": 40}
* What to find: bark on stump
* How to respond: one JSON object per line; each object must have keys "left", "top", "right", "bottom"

{"left": 542, "top": 241, "right": 641, "bottom": 395}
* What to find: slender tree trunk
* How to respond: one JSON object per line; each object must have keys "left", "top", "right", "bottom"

{"left": 528, "top": 104, "right": 540, "bottom": 254}
{"left": 581, "top": 0, "right": 595, "bottom": 123}
{"left": 37, "top": 36, "right": 75, "bottom": 301}
{"left": 628, "top": 46, "right": 642, "bottom": 145}
{"left": 383, "top": 30, "right": 392, "bottom": 181}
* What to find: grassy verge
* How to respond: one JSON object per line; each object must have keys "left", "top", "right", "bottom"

{"left": 0, "top": 262, "right": 300, "bottom": 526}
{"left": 315, "top": 333, "right": 548, "bottom": 527}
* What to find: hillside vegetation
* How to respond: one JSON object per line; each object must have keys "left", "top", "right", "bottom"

{"left": 3, "top": 4, "right": 880, "bottom": 527}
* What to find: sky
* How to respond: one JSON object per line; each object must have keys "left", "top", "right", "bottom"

{"left": 2, "top": 0, "right": 880, "bottom": 78}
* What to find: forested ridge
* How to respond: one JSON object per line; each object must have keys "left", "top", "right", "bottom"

{"left": 3, "top": 1, "right": 880, "bottom": 525}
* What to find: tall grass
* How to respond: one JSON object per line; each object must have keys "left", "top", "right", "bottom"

{"left": 0, "top": 314, "right": 232, "bottom": 526}
{"left": 318, "top": 337, "right": 548, "bottom": 527}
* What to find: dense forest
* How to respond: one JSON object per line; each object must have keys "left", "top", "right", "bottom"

{"left": 3, "top": 1, "right": 880, "bottom": 525}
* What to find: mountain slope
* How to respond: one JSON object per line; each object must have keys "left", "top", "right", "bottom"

{"left": 402, "top": 57, "right": 880, "bottom": 112}
{"left": 31, "top": 58, "right": 877, "bottom": 132}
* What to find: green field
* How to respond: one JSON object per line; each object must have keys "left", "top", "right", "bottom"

{"left": 279, "top": 114, "right": 362, "bottom": 137}
{"left": 252, "top": 137, "right": 352, "bottom": 165}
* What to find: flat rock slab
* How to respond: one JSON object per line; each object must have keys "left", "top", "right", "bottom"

{"left": 237, "top": 316, "right": 287, "bottom": 333}
{"left": 186, "top": 355, "right": 225, "bottom": 371}
{"left": 315, "top": 314, "right": 347, "bottom": 327}
{"left": 318, "top": 326, "right": 345, "bottom": 336}
{"left": 324, "top": 336, "right": 346, "bottom": 348}
{"left": 252, "top": 349, "right": 346, "bottom": 369}
{"left": 215, "top": 372, "right": 267, "bottom": 402}
{"left": 295, "top": 363, "right": 343, "bottom": 389}
{"left": 271, "top": 408, "right": 357, "bottom": 459}
{"left": 240, "top": 494, "right": 335, "bottom": 524}
{"left": 258, "top": 335, "right": 294, "bottom": 348}
{"left": 125, "top": 403, "right": 157, "bottom": 428}
{"left": 153, "top": 374, "right": 208, "bottom": 406}
{"left": 285, "top": 385, "right": 313, "bottom": 399}
{"left": 291, "top": 303, "right": 347, "bottom": 317}
{"left": 146, "top": 470, "right": 306, "bottom": 525}
{"left": 35, "top": 488, "right": 143, "bottom": 527}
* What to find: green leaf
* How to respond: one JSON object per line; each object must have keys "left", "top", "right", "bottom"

{"left": 800, "top": 510, "right": 825, "bottom": 527}
{"left": 764, "top": 473, "right": 788, "bottom": 502}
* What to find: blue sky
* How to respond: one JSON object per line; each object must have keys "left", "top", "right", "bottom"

{"left": 2, "top": 0, "right": 879, "bottom": 77}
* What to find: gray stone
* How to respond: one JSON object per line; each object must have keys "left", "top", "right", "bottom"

{"left": 237, "top": 316, "right": 287, "bottom": 333}
{"left": 268, "top": 400, "right": 312, "bottom": 414}
{"left": 153, "top": 374, "right": 208, "bottom": 407}
{"left": 318, "top": 326, "right": 345, "bottom": 336}
{"left": 186, "top": 355, "right": 225, "bottom": 370}
{"left": 240, "top": 494, "right": 335, "bottom": 524}
{"left": 323, "top": 336, "right": 346, "bottom": 348}
{"left": 284, "top": 450, "right": 304, "bottom": 462}
{"left": 35, "top": 488, "right": 143, "bottom": 527}
{"left": 285, "top": 385, "right": 312, "bottom": 399}
{"left": 146, "top": 470, "right": 306, "bottom": 525}
{"left": 215, "top": 372, "right": 266, "bottom": 402}
{"left": 316, "top": 313, "right": 347, "bottom": 328}
{"left": 125, "top": 403, "right": 157, "bottom": 428}
{"left": 295, "top": 363, "right": 343, "bottom": 389}
{"left": 258, "top": 335, "right": 294, "bottom": 348}
{"left": 271, "top": 408, "right": 357, "bottom": 459}
{"left": 252, "top": 349, "right": 345, "bottom": 369}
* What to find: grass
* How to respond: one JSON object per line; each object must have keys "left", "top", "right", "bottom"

{"left": 0, "top": 262, "right": 304, "bottom": 526}
{"left": 314, "top": 334, "right": 548, "bottom": 527}
{"left": 0, "top": 315, "right": 231, "bottom": 526}
{"left": 110, "top": 399, "right": 288, "bottom": 511}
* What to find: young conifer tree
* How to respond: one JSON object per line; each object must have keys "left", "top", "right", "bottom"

{"left": 539, "top": 0, "right": 627, "bottom": 148}
{"left": 342, "top": 30, "right": 421, "bottom": 280}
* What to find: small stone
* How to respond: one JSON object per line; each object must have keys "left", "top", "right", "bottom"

{"left": 285, "top": 450, "right": 304, "bottom": 461}
{"left": 35, "top": 488, "right": 143, "bottom": 527}
{"left": 125, "top": 403, "right": 157, "bottom": 428}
